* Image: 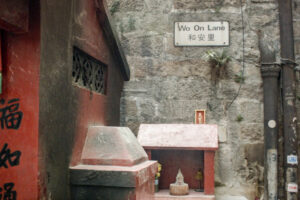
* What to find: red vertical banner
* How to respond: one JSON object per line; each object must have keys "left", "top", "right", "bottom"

{"left": 0, "top": 1, "right": 40, "bottom": 198}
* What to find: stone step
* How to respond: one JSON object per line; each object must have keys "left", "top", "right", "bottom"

{"left": 155, "top": 189, "right": 215, "bottom": 200}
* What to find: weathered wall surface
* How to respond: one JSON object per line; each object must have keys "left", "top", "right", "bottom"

{"left": 293, "top": 0, "right": 300, "bottom": 199}
{"left": 39, "top": 0, "right": 125, "bottom": 199}
{"left": 295, "top": 0, "right": 300, "bottom": 67}
{"left": 108, "top": 0, "right": 284, "bottom": 198}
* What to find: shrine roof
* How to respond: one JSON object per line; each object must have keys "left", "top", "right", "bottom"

{"left": 137, "top": 124, "right": 218, "bottom": 150}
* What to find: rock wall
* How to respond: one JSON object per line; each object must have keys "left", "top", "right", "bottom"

{"left": 108, "top": 0, "right": 299, "bottom": 199}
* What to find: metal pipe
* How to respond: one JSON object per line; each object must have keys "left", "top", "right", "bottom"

{"left": 259, "top": 32, "right": 280, "bottom": 200}
{"left": 278, "top": 0, "right": 298, "bottom": 199}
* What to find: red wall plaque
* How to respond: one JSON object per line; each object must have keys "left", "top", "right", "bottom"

{"left": 195, "top": 110, "right": 206, "bottom": 124}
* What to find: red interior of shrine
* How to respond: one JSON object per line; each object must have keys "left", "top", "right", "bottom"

{"left": 151, "top": 150, "right": 204, "bottom": 190}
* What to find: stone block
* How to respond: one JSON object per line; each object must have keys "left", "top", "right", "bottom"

{"left": 218, "top": 126, "right": 227, "bottom": 143}
{"left": 139, "top": 99, "right": 157, "bottom": 121}
{"left": 173, "top": 0, "right": 243, "bottom": 10}
{"left": 126, "top": 56, "right": 154, "bottom": 79}
{"left": 157, "top": 100, "right": 208, "bottom": 122}
{"left": 293, "top": 21, "right": 300, "bottom": 38}
{"left": 215, "top": 185, "right": 257, "bottom": 200}
{"left": 123, "top": 118, "right": 140, "bottom": 136}
{"left": 120, "top": 98, "right": 138, "bottom": 117}
{"left": 151, "top": 77, "right": 212, "bottom": 102}
{"left": 108, "top": 0, "right": 145, "bottom": 12}
{"left": 249, "top": 13, "right": 277, "bottom": 29}
{"left": 216, "top": 195, "right": 247, "bottom": 200}
{"left": 122, "top": 35, "right": 164, "bottom": 58}
{"left": 293, "top": 1, "right": 300, "bottom": 19}
{"left": 243, "top": 143, "right": 264, "bottom": 166}
{"left": 251, "top": 0, "right": 275, "bottom": 2}
{"left": 215, "top": 145, "right": 235, "bottom": 184}
{"left": 295, "top": 39, "right": 300, "bottom": 55}
{"left": 240, "top": 123, "right": 263, "bottom": 143}
{"left": 122, "top": 80, "right": 151, "bottom": 98}
{"left": 150, "top": 59, "right": 211, "bottom": 78}
{"left": 240, "top": 101, "right": 263, "bottom": 123}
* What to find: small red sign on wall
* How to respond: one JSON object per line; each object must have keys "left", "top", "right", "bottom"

{"left": 195, "top": 110, "right": 206, "bottom": 124}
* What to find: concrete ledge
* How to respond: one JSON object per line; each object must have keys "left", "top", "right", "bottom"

{"left": 155, "top": 189, "right": 215, "bottom": 200}
{"left": 70, "top": 160, "right": 157, "bottom": 188}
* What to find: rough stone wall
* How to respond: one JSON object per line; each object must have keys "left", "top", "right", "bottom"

{"left": 295, "top": 1, "right": 300, "bottom": 66}
{"left": 294, "top": 0, "right": 300, "bottom": 199}
{"left": 107, "top": 0, "right": 283, "bottom": 199}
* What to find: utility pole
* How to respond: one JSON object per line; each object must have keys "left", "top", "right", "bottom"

{"left": 259, "top": 31, "right": 280, "bottom": 200}
{"left": 278, "top": 0, "right": 298, "bottom": 199}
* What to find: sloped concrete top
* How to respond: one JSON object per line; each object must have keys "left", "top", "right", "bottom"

{"left": 137, "top": 124, "right": 218, "bottom": 150}
{"left": 81, "top": 126, "right": 148, "bottom": 166}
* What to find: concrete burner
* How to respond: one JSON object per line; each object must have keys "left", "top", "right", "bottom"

{"left": 137, "top": 124, "right": 218, "bottom": 200}
{"left": 70, "top": 126, "right": 157, "bottom": 200}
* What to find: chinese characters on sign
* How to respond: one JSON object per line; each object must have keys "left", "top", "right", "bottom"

{"left": 0, "top": 143, "right": 21, "bottom": 169}
{"left": 0, "top": 98, "right": 23, "bottom": 130}
{"left": 0, "top": 183, "right": 17, "bottom": 200}
{"left": 0, "top": 98, "right": 23, "bottom": 199}
{"left": 174, "top": 22, "right": 229, "bottom": 46}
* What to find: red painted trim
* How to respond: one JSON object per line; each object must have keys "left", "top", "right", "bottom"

{"left": 204, "top": 151, "right": 215, "bottom": 195}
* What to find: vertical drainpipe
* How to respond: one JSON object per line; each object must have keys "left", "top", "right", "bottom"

{"left": 259, "top": 33, "right": 280, "bottom": 200}
{"left": 278, "top": 0, "right": 298, "bottom": 199}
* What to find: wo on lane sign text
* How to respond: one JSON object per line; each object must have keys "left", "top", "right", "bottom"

{"left": 174, "top": 21, "right": 229, "bottom": 46}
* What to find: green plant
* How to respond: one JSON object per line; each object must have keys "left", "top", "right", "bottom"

{"left": 205, "top": 50, "right": 231, "bottom": 68}
{"left": 236, "top": 115, "right": 244, "bottom": 122}
{"left": 110, "top": 1, "right": 120, "bottom": 15}
{"left": 205, "top": 50, "right": 231, "bottom": 83}
{"left": 234, "top": 73, "right": 245, "bottom": 83}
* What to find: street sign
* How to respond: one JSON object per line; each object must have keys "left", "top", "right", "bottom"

{"left": 174, "top": 21, "right": 229, "bottom": 46}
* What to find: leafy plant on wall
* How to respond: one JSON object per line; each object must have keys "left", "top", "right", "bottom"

{"left": 205, "top": 50, "right": 231, "bottom": 84}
